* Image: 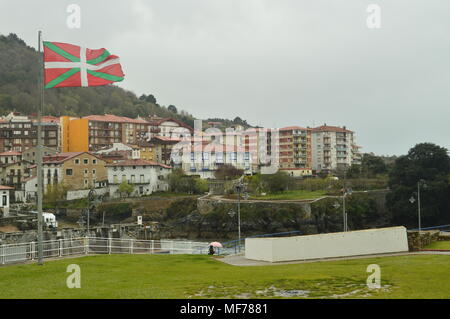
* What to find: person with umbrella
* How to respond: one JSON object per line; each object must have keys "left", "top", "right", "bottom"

{"left": 208, "top": 242, "right": 222, "bottom": 255}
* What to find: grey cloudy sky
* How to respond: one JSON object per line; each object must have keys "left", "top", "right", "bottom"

{"left": 1, "top": 0, "right": 449, "bottom": 155}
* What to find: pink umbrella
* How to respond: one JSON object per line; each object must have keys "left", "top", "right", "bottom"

{"left": 208, "top": 242, "right": 223, "bottom": 248}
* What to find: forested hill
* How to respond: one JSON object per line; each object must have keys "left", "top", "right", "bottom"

{"left": 0, "top": 33, "right": 199, "bottom": 126}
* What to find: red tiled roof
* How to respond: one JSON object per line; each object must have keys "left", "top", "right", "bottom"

{"left": 0, "top": 185, "right": 14, "bottom": 190}
{"left": 105, "top": 159, "right": 172, "bottom": 169}
{"left": 312, "top": 125, "right": 353, "bottom": 133}
{"left": 147, "top": 117, "right": 193, "bottom": 130}
{"left": 279, "top": 168, "right": 312, "bottom": 170}
{"left": 43, "top": 152, "right": 103, "bottom": 164}
{"left": 0, "top": 151, "right": 21, "bottom": 156}
{"left": 41, "top": 116, "right": 59, "bottom": 123}
{"left": 152, "top": 136, "right": 182, "bottom": 143}
{"left": 83, "top": 114, "right": 149, "bottom": 124}
{"left": 279, "top": 126, "right": 309, "bottom": 131}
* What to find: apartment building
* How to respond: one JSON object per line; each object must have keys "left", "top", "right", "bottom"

{"left": 0, "top": 112, "right": 59, "bottom": 152}
{"left": 278, "top": 126, "right": 312, "bottom": 172}
{"left": 182, "top": 143, "right": 252, "bottom": 179}
{"left": 311, "top": 124, "right": 360, "bottom": 172}
{"left": 61, "top": 114, "right": 150, "bottom": 152}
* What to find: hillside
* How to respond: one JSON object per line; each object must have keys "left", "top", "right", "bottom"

{"left": 0, "top": 33, "right": 251, "bottom": 129}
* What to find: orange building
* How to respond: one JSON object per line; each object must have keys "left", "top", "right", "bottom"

{"left": 60, "top": 116, "right": 89, "bottom": 152}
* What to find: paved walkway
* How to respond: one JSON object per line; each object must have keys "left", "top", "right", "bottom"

{"left": 219, "top": 250, "right": 450, "bottom": 267}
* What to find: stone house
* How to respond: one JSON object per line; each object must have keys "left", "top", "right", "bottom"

{"left": 42, "top": 152, "right": 108, "bottom": 191}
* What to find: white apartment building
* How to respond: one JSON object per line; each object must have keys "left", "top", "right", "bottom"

{"left": 106, "top": 159, "right": 172, "bottom": 197}
{"left": 182, "top": 143, "right": 253, "bottom": 179}
{"left": 311, "top": 124, "right": 360, "bottom": 172}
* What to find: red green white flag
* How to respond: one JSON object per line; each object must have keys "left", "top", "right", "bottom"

{"left": 43, "top": 41, "right": 124, "bottom": 89}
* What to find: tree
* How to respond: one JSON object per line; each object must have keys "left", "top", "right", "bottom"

{"left": 168, "top": 104, "right": 178, "bottom": 114}
{"left": 214, "top": 164, "right": 243, "bottom": 180}
{"left": 168, "top": 168, "right": 207, "bottom": 194}
{"left": 361, "top": 154, "right": 387, "bottom": 177}
{"left": 260, "top": 171, "right": 295, "bottom": 193}
{"left": 386, "top": 143, "right": 450, "bottom": 227}
{"left": 118, "top": 181, "right": 134, "bottom": 198}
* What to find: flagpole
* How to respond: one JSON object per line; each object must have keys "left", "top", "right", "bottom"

{"left": 37, "top": 30, "right": 44, "bottom": 265}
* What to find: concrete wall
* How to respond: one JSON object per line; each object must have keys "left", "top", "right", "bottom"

{"left": 245, "top": 226, "right": 409, "bottom": 262}
{"left": 66, "top": 187, "right": 109, "bottom": 200}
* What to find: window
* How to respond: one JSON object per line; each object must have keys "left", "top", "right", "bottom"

{"left": 131, "top": 175, "right": 135, "bottom": 183}
{"left": 113, "top": 175, "right": 118, "bottom": 183}
{"left": 84, "top": 169, "right": 88, "bottom": 175}
{"left": 93, "top": 159, "right": 97, "bottom": 165}
{"left": 92, "top": 169, "right": 96, "bottom": 175}
{"left": 83, "top": 159, "right": 89, "bottom": 164}
{"left": 75, "top": 159, "right": 80, "bottom": 164}
{"left": 84, "top": 179, "right": 88, "bottom": 185}
{"left": 65, "top": 169, "right": 73, "bottom": 176}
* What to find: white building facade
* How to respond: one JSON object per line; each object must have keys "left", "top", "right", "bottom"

{"left": 106, "top": 159, "right": 172, "bottom": 197}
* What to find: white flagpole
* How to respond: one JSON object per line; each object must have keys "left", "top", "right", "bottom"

{"left": 37, "top": 30, "right": 44, "bottom": 265}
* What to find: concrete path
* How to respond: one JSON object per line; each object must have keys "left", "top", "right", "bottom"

{"left": 219, "top": 250, "right": 450, "bottom": 267}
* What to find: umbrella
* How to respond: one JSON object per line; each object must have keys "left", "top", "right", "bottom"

{"left": 208, "top": 242, "right": 223, "bottom": 248}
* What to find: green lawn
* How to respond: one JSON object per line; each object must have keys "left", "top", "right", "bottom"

{"left": 252, "top": 190, "right": 327, "bottom": 200}
{"left": 0, "top": 254, "right": 449, "bottom": 299}
{"left": 424, "top": 241, "right": 450, "bottom": 250}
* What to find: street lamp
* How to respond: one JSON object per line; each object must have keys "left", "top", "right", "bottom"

{"left": 410, "top": 179, "right": 427, "bottom": 232}
{"left": 234, "top": 179, "right": 248, "bottom": 252}
{"left": 342, "top": 188, "right": 352, "bottom": 232}
{"left": 87, "top": 188, "right": 97, "bottom": 234}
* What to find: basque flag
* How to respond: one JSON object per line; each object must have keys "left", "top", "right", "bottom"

{"left": 43, "top": 41, "right": 125, "bottom": 89}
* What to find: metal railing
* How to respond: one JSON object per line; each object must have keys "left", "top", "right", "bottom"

{"left": 0, "top": 237, "right": 209, "bottom": 265}
{"left": 409, "top": 224, "right": 450, "bottom": 232}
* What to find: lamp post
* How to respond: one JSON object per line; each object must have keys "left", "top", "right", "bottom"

{"left": 235, "top": 183, "right": 242, "bottom": 252}
{"left": 234, "top": 178, "right": 248, "bottom": 252}
{"left": 87, "top": 188, "right": 97, "bottom": 234}
{"left": 409, "top": 179, "right": 426, "bottom": 232}
{"left": 342, "top": 188, "right": 352, "bottom": 232}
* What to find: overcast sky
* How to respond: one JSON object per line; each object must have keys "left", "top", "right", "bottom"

{"left": 1, "top": 0, "right": 449, "bottom": 155}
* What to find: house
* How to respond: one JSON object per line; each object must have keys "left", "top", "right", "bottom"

{"left": 95, "top": 142, "right": 140, "bottom": 159}
{"left": 22, "top": 146, "right": 58, "bottom": 164}
{"left": 0, "top": 185, "right": 14, "bottom": 217}
{"left": 21, "top": 176, "right": 37, "bottom": 203}
{"left": 42, "top": 152, "right": 108, "bottom": 191}
{"left": 145, "top": 116, "right": 193, "bottom": 140}
{"left": 106, "top": 159, "right": 172, "bottom": 197}
{"left": 0, "top": 150, "right": 22, "bottom": 165}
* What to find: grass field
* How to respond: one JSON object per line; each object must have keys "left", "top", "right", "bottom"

{"left": 424, "top": 241, "right": 450, "bottom": 250}
{"left": 251, "top": 190, "right": 327, "bottom": 200}
{"left": 0, "top": 254, "right": 449, "bottom": 299}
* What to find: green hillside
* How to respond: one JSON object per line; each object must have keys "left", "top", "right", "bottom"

{"left": 0, "top": 33, "right": 196, "bottom": 126}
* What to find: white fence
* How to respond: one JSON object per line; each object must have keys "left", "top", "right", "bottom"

{"left": 0, "top": 237, "right": 209, "bottom": 265}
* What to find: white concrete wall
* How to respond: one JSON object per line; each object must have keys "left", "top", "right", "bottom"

{"left": 66, "top": 187, "right": 109, "bottom": 200}
{"left": 245, "top": 226, "right": 409, "bottom": 262}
